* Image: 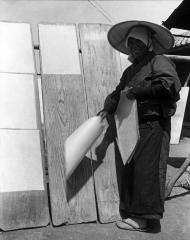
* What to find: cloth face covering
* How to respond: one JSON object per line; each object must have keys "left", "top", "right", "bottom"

{"left": 125, "top": 27, "right": 153, "bottom": 52}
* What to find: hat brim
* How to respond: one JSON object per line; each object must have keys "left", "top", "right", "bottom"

{"left": 107, "top": 20, "right": 174, "bottom": 55}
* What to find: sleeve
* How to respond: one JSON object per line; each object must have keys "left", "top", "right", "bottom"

{"left": 149, "top": 55, "right": 181, "bottom": 100}
{"left": 129, "top": 84, "right": 162, "bottom": 99}
{"left": 131, "top": 55, "right": 181, "bottom": 101}
{"left": 103, "top": 70, "right": 127, "bottom": 114}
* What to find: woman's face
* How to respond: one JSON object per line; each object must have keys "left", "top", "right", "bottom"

{"left": 126, "top": 37, "right": 148, "bottom": 59}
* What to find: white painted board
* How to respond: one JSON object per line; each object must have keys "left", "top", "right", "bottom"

{"left": 0, "top": 73, "right": 37, "bottom": 129}
{"left": 115, "top": 89, "right": 139, "bottom": 164}
{"left": 0, "top": 130, "right": 44, "bottom": 192}
{"left": 171, "top": 87, "right": 189, "bottom": 144}
{"left": 0, "top": 22, "right": 35, "bottom": 73}
{"left": 39, "top": 24, "right": 81, "bottom": 74}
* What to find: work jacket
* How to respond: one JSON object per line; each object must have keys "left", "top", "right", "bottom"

{"left": 104, "top": 52, "right": 181, "bottom": 119}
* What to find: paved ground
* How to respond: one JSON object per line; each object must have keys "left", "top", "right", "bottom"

{"left": 1, "top": 164, "right": 190, "bottom": 240}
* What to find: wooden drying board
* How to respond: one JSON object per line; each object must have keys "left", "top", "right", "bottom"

{"left": 79, "top": 24, "right": 123, "bottom": 223}
{"left": 39, "top": 24, "right": 96, "bottom": 225}
{"left": 0, "top": 130, "right": 49, "bottom": 231}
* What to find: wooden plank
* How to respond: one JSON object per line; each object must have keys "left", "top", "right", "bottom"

{"left": 169, "top": 138, "right": 190, "bottom": 158}
{"left": 171, "top": 87, "right": 189, "bottom": 144}
{"left": 39, "top": 24, "right": 96, "bottom": 225}
{"left": 0, "top": 191, "right": 48, "bottom": 231}
{"left": 0, "top": 73, "right": 38, "bottom": 129}
{"left": 79, "top": 24, "right": 123, "bottom": 223}
{"left": 0, "top": 21, "right": 35, "bottom": 74}
{"left": 41, "top": 75, "right": 96, "bottom": 225}
{"left": 0, "top": 130, "right": 49, "bottom": 230}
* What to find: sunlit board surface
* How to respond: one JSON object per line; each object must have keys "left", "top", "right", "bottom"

{"left": 39, "top": 24, "right": 81, "bottom": 74}
{"left": 79, "top": 24, "right": 123, "bottom": 223}
{"left": 0, "top": 22, "right": 35, "bottom": 74}
{"left": 39, "top": 24, "right": 96, "bottom": 225}
{"left": 171, "top": 87, "right": 189, "bottom": 144}
{"left": 0, "top": 130, "right": 49, "bottom": 230}
{"left": 0, "top": 73, "right": 38, "bottom": 129}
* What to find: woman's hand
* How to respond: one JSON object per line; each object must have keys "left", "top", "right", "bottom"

{"left": 126, "top": 87, "right": 136, "bottom": 100}
{"left": 97, "top": 110, "right": 108, "bottom": 120}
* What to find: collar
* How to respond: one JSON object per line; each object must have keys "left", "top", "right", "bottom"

{"left": 133, "top": 51, "right": 155, "bottom": 64}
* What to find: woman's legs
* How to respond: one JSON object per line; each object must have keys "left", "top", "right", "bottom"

{"left": 119, "top": 119, "right": 170, "bottom": 225}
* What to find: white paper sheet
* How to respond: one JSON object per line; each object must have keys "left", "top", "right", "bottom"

{"left": 115, "top": 90, "right": 139, "bottom": 165}
{"left": 0, "top": 22, "right": 35, "bottom": 73}
{"left": 65, "top": 116, "right": 106, "bottom": 179}
{"left": 39, "top": 24, "right": 81, "bottom": 74}
{"left": 0, "top": 130, "right": 44, "bottom": 192}
{"left": 0, "top": 73, "right": 37, "bottom": 129}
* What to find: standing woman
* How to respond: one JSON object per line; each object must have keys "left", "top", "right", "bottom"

{"left": 99, "top": 21, "right": 181, "bottom": 231}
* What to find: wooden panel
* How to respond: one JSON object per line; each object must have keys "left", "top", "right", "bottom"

{"left": 41, "top": 74, "right": 97, "bottom": 225}
{"left": 0, "top": 22, "right": 35, "bottom": 74}
{"left": 171, "top": 87, "right": 189, "bottom": 144}
{"left": 0, "top": 73, "right": 38, "bottom": 129}
{"left": 39, "top": 24, "right": 96, "bottom": 225}
{"left": 0, "top": 191, "right": 48, "bottom": 231}
{"left": 0, "top": 130, "right": 49, "bottom": 230}
{"left": 79, "top": 24, "right": 123, "bottom": 222}
{"left": 169, "top": 138, "right": 190, "bottom": 158}
{"left": 39, "top": 24, "right": 81, "bottom": 74}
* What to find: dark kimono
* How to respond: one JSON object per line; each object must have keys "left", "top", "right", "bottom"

{"left": 104, "top": 52, "right": 181, "bottom": 219}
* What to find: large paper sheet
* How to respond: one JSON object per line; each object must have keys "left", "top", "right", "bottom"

{"left": 65, "top": 116, "right": 106, "bottom": 179}
{"left": 0, "top": 130, "right": 44, "bottom": 192}
{"left": 115, "top": 90, "right": 139, "bottom": 165}
{"left": 39, "top": 24, "right": 81, "bottom": 74}
{"left": 0, "top": 22, "right": 35, "bottom": 73}
{"left": 171, "top": 87, "right": 189, "bottom": 144}
{"left": 0, "top": 73, "right": 37, "bottom": 129}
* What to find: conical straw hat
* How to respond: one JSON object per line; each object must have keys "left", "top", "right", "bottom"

{"left": 107, "top": 20, "right": 174, "bottom": 54}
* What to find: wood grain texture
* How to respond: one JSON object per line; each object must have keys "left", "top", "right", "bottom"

{"left": 79, "top": 24, "right": 124, "bottom": 222}
{"left": 0, "top": 191, "right": 48, "bottom": 231}
{"left": 169, "top": 138, "right": 190, "bottom": 158}
{"left": 41, "top": 74, "right": 97, "bottom": 225}
{"left": 0, "top": 130, "right": 49, "bottom": 231}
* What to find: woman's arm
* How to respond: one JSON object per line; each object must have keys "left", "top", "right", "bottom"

{"left": 102, "top": 70, "right": 128, "bottom": 114}
{"left": 126, "top": 55, "right": 181, "bottom": 101}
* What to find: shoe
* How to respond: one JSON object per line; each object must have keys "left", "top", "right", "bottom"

{"left": 116, "top": 219, "right": 148, "bottom": 232}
